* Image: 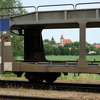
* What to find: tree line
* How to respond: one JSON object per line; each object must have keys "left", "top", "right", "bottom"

{"left": 43, "top": 39, "right": 100, "bottom": 55}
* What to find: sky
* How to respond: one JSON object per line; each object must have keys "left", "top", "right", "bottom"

{"left": 20, "top": 0, "right": 100, "bottom": 44}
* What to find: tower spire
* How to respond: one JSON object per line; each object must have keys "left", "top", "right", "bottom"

{"left": 51, "top": 36, "right": 54, "bottom": 41}
{"left": 60, "top": 34, "right": 64, "bottom": 44}
{"left": 61, "top": 34, "right": 64, "bottom": 39}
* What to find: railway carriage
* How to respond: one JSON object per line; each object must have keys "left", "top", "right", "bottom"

{"left": 0, "top": 3, "right": 100, "bottom": 84}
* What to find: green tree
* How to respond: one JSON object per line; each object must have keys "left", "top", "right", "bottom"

{"left": 11, "top": 34, "right": 24, "bottom": 57}
{"left": 86, "top": 42, "right": 91, "bottom": 47}
{"left": 58, "top": 46, "right": 65, "bottom": 55}
{"left": 50, "top": 40, "right": 56, "bottom": 45}
{"left": 86, "top": 46, "right": 90, "bottom": 54}
{"left": 52, "top": 47, "right": 60, "bottom": 55}
{"left": 64, "top": 43, "right": 73, "bottom": 48}
{"left": 0, "top": 0, "right": 27, "bottom": 14}
{"left": 96, "top": 48, "right": 100, "bottom": 55}
{"left": 44, "top": 44, "right": 53, "bottom": 55}
{"left": 71, "top": 47, "right": 76, "bottom": 55}
{"left": 73, "top": 41, "right": 79, "bottom": 48}
{"left": 64, "top": 47, "right": 70, "bottom": 55}
{"left": 43, "top": 39, "right": 51, "bottom": 44}
{"left": 90, "top": 45, "right": 96, "bottom": 51}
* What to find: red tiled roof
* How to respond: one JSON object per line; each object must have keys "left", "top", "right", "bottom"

{"left": 64, "top": 39, "right": 72, "bottom": 43}
{"left": 95, "top": 45, "right": 100, "bottom": 48}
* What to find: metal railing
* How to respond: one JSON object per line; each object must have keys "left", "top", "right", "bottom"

{"left": 0, "top": 2, "right": 100, "bottom": 13}
{"left": 37, "top": 2, "right": 100, "bottom": 11}
{"left": 0, "top": 2, "right": 100, "bottom": 12}
{"left": 0, "top": 2, "right": 100, "bottom": 20}
{"left": 75, "top": 2, "right": 100, "bottom": 9}
{"left": 37, "top": 4, "right": 74, "bottom": 11}
{"left": 0, "top": 6, "right": 36, "bottom": 11}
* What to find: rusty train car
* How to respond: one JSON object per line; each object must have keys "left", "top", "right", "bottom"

{"left": 0, "top": 3, "right": 100, "bottom": 84}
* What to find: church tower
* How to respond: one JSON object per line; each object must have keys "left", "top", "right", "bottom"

{"left": 60, "top": 34, "right": 64, "bottom": 44}
{"left": 51, "top": 37, "right": 55, "bottom": 41}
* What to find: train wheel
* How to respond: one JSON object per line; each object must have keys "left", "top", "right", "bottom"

{"left": 29, "top": 77, "right": 43, "bottom": 84}
{"left": 44, "top": 73, "right": 61, "bottom": 84}
{"left": 45, "top": 77, "right": 57, "bottom": 84}
{"left": 25, "top": 73, "right": 43, "bottom": 84}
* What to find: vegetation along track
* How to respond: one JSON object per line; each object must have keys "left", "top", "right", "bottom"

{"left": 0, "top": 80, "right": 100, "bottom": 93}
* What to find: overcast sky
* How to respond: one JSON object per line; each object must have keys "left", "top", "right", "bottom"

{"left": 20, "top": 0, "right": 100, "bottom": 44}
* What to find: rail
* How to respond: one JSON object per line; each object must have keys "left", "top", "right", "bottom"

{"left": 36, "top": 4, "right": 74, "bottom": 21}
{"left": 75, "top": 2, "right": 100, "bottom": 9}
{"left": 37, "top": 4, "right": 74, "bottom": 11}
{"left": 0, "top": 6, "right": 36, "bottom": 10}
{"left": 0, "top": 80, "right": 100, "bottom": 93}
{"left": 0, "top": 95, "right": 70, "bottom": 100}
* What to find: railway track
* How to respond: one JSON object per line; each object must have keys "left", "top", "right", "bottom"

{"left": 0, "top": 80, "right": 99, "bottom": 93}
{"left": 0, "top": 95, "right": 75, "bottom": 100}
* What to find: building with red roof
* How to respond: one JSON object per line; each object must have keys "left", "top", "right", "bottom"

{"left": 95, "top": 45, "right": 100, "bottom": 49}
{"left": 51, "top": 34, "right": 72, "bottom": 47}
{"left": 60, "top": 34, "right": 72, "bottom": 45}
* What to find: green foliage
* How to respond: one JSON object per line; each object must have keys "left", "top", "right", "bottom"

{"left": 43, "top": 39, "right": 56, "bottom": 45}
{"left": 52, "top": 47, "right": 60, "bottom": 55}
{"left": 86, "top": 46, "right": 90, "bottom": 54}
{"left": 64, "top": 47, "right": 70, "bottom": 55}
{"left": 71, "top": 46, "right": 76, "bottom": 55}
{"left": 58, "top": 46, "right": 65, "bottom": 55}
{"left": 96, "top": 48, "right": 100, "bottom": 55}
{"left": 86, "top": 42, "right": 91, "bottom": 47}
{"left": 0, "top": 72, "right": 17, "bottom": 77}
{"left": 58, "top": 73, "right": 100, "bottom": 81}
{"left": 90, "top": 45, "right": 96, "bottom": 51}
{"left": 11, "top": 33, "right": 24, "bottom": 57}
{"left": 43, "top": 39, "right": 51, "bottom": 44}
{"left": 73, "top": 41, "right": 79, "bottom": 48}
{"left": 51, "top": 40, "right": 56, "bottom": 45}
{"left": 43, "top": 41, "right": 79, "bottom": 55}
{"left": 14, "top": 56, "right": 24, "bottom": 60}
{"left": 43, "top": 40, "right": 99, "bottom": 56}
{"left": 0, "top": 0, "right": 27, "bottom": 14}
{"left": 64, "top": 43, "right": 73, "bottom": 47}
{"left": 0, "top": 0, "right": 27, "bottom": 58}
{"left": 44, "top": 44, "right": 53, "bottom": 55}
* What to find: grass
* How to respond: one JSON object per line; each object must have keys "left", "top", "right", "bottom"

{"left": 45, "top": 55, "right": 100, "bottom": 61}
{"left": 1, "top": 72, "right": 100, "bottom": 81}
{"left": 46, "top": 55, "right": 79, "bottom": 61}
{"left": 0, "top": 72, "right": 17, "bottom": 78}
{"left": 57, "top": 73, "right": 100, "bottom": 81}
{"left": 0, "top": 72, "right": 25, "bottom": 78}
{"left": 14, "top": 55, "right": 100, "bottom": 61}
